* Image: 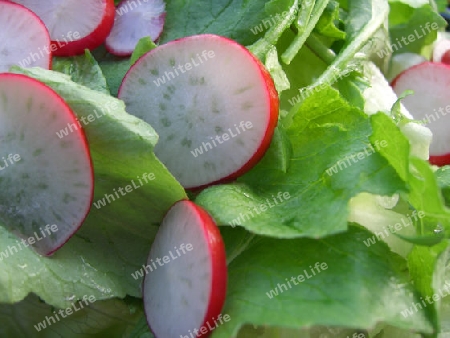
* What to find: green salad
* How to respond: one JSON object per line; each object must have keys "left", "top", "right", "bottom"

{"left": 1, "top": 0, "right": 450, "bottom": 337}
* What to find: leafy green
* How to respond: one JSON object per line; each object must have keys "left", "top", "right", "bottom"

{"left": 97, "top": 57, "right": 131, "bottom": 96}
{"left": 11, "top": 66, "right": 186, "bottom": 235}
{"left": 278, "top": 34, "right": 328, "bottom": 110}
{"left": 1, "top": 66, "right": 186, "bottom": 307}
{"left": 0, "top": 294, "right": 144, "bottom": 338}
{"left": 0, "top": 222, "right": 150, "bottom": 308}
{"left": 369, "top": 108, "right": 450, "bottom": 244}
{"left": 314, "top": 0, "right": 347, "bottom": 40}
{"left": 408, "top": 158, "right": 450, "bottom": 237}
{"left": 196, "top": 87, "right": 406, "bottom": 238}
{"left": 130, "top": 37, "right": 157, "bottom": 65}
{"left": 160, "top": 0, "right": 277, "bottom": 46}
{"left": 248, "top": 0, "right": 299, "bottom": 62}
{"left": 281, "top": 0, "right": 330, "bottom": 64}
{"left": 2, "top": 0, "right": 450, "bottom": 337}
{"left": 435, "top": 0, "right": 448, "bottom": 13}
{"left": 312, "top": 0, "right": 389, "bottom": 90}
{"left": 435, "top": 166, "right": 450, "bottom": 207}
{"left": 407, "top": 241, "right": 450, "bottom": 335}
{"left": 52, "top": 51, "right": 110, "bottom": 94}
{"left": 211, "top": 226, "right": 435, "bottom": 337}
{"left": 387, "top": 0, "right": 447, "bottom": 55}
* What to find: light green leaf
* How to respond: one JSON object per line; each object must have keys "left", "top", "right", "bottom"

{"left": 196, "top": 87, "right": 406, "bottom": 238}
{"left": 52, "top": 51, "right": 110, "bottom": 94}
{"left": 388, "top": 1, "right": 446, "bottom": 55}
{"left": 435, "top": 166, "right": 450, "bottom": 207}
{"left": 0, "top": 294, "right": 144, "bottom": 337}
{"left": 130, "top": 37, "right": 157, "bottom": 66}
{"left": 210, "top": 226, "right": 435, "bottom": 337}
{"left": 314, "top": 0, "right": 346, "bottom": 40}
{"left": 160, "top": 0, "right": 278, "bottom": 46}
{"left": 1, "top": 66, "right": 186, "bottom": 307}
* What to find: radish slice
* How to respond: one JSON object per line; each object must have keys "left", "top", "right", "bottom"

{"left": 441, "top": 50, "right": 450, "bottom": 66}
{"left": 10, "top": 0, "right": 115, "bottom": 56}
{"left": 392, "top": 62, "right": 450, "bottom": 166}
{"left": 386, "top": 53, "right": 426, "bottom": 82}
{"left": 118, "top": 34, "right": 279, "bottom": 189}
{"left": 143, "top": 200, "right": 227, "bottom": 338}
{"left": 0, "top": 73, "right": 94, "bottom": 255}
{"left": 105, "top": 0, "right": 166, "bottom": 56}
{"left": 433, "top": 37, "right": 450, "bottom": 65}
{"left": 0, "top": 0, "right": 51, "bottom": 72}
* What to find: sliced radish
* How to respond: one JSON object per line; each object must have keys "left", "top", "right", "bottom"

{"left": 441, "top": 50, "right": 450, "bottom": 66}
{"left": 0, "top": 73, "right": 94, "bottom": 255}
{"left": 386, "top": 53, "right": 426, "bottom": 82}
{"left": 143, "top": 200, "right": 227, "bottom": 338}
{"left": 392, "top": 62, "right": 450, "bottom": 166}
{"left": 118, "top": 34, "right": 279, "bottom": 189}
{"left": 105, "top": 0, "right": 166, "bottom": 56}
{"left": 433, "top": 37, "right": 450, "bottom": 65}
{"left": 10, "top": 0, "right": 115, "bottom": 56}
{"left": 0, "top": 0, "right": 51, "bottom": 72}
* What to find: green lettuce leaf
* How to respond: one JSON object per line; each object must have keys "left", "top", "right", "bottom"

{"left": 130, "top": 37, "right": 157, "bottom": 65}
{"left": 196, "top": 86, "right": 406, "bottom": 238}
{"left": 314, "top": 0, "right": 346, "bottom": 40}
{"left": 0, "top": 66, "right": 186, "bottom": 307}
{"left": 160, "top": 0, "right": 280, "bottom": 46}
{"left": 52, "top": 51, "right": 110, "bottom": 94}
{"left": 435, "top": 166, "right": 450, "bottom": 207}
{"left": 210, "top": 226, "right": 435, "bottom": 337}
{"left": 0, "top": 294, "right": 144, "bottom": 337}
{"left": 387, "top": 0, "right": 446, "bottom": 55}
{"left": 407, "top": 241, "right": 450, "bottom": 336}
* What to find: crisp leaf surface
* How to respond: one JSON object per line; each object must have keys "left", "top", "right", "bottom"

{"left": 210, "top": 226, "right": 434, "bottom": 337}
{"left": 1, "top": 66, "right": 186, "bottom": 307}
{"left": 196, "top": 87, "right": 406, "bottom": 238}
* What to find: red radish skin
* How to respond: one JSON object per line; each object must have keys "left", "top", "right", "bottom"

{"left": 441, "top": 50, "right": 450, "bottom": 66}
{"left": 143, "top": 200, "right": 227, "bottom": 338}
{"left": 118, "top": 34, "right": 279, "bottom": 189}
{"left": 0, "top": 73, "right": 94, "bottom": 255}
{"left": 194, "top": 203, "right": 228, "bottom": 337}
{"left": 392, "top": 62, "right": 450, "bottom": 166}
{"left": 0, "top": 0, "right": 52, "bottom": 72}
{"left": 9, "top": 0, "right": 115, "bottom": 56}
{"left": 433, "top": 38, "right": 450, "bottom": 64}
{"left": 429, "top": 154, "right": 450, "bottom": 166}
{"left": 208, "top": 53, "right": 279, "bottom": 188}
{"left": 106, "top": 0, "right": 166, "bottom": 56}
